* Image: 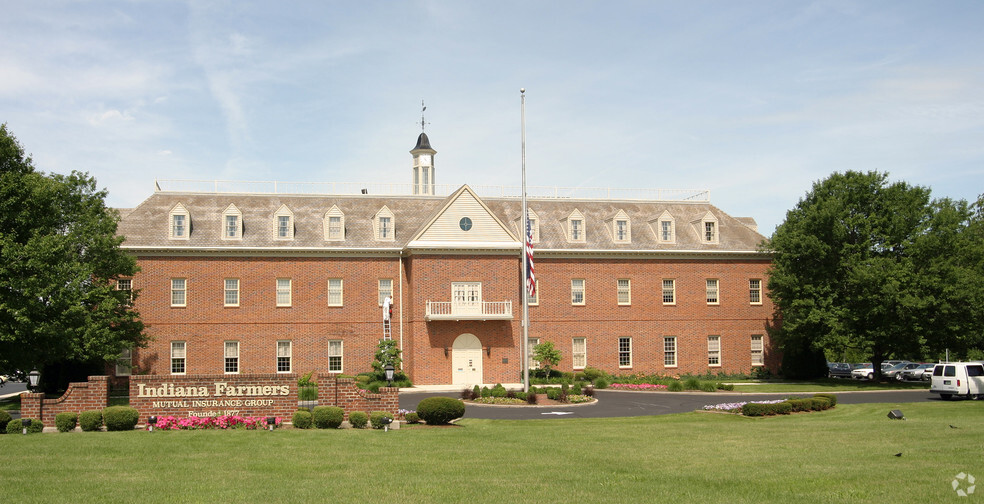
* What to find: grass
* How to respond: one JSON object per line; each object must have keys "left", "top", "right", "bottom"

{"left": 1, "top": 401, "right": 981, "bottom": 503}
{"left": 725, "top": 378, "right": 930, "bottom": 392}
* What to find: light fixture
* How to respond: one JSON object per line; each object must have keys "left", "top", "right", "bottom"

{"left": 443, "top": 347, "right": 449, "bottom": 357}
{"left": 22, "top": 418, "right": 31, "bottom": 435}
{"left": 148, "top": 416, "right": 158, "bottom": 432}
{"left": 27, "top": 369, "right": 40, "bottom": 392}
{"left": 381, "top": 415, "right": 393, "bottom": 432}
{"left": 266, "top": 416, "right": 276, "bottom": 431}
{"left": 384, "top": 364, "right": 395, "bottom": 386}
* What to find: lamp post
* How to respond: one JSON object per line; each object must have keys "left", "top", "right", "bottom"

{"left": 27, "top": 369, "right": 40, "bottom": 392}
{"left": 21, "top": 418, "right": 31, "bottom": 435}
{"left": 266, "top": 416, "right": 276, "bottom": 431}
{"left": 384, "top": 364, "right": 395, "bottom": 386}
{"left": 148, "top": 416, "right": 157, "bottom": 432}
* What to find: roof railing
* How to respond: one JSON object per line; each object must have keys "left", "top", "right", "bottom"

{"left": 154, "top": 179, "right": 710, "bottom": 202}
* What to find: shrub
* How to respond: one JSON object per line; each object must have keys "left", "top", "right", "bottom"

{"left": 742, "top": 402, "right": 792, "bottom": 416}
{"left": 55, "top": 412, "right": 78, "bottom": 432}
{"left": 699, "top": 381, "right": 717, "bottom": 392}
{"left": 348, "top": 411, "right": 369, "bottom": 429}
{"left": 0, "top": 410, "right": 11, "bottom": 432}
{"left": 594, "top": 378, "right": 609, "bottom": 389}
{"left": 811, "top": 397, "right": 832, "bottom": 411}
{"left": 716, "top": 383, "right": 734, "bottom": 391}
{"left": 404, "top": 412, "right": 420, "bottom": 424}
{"left": 472, "top": 385, "right": 481, "bottom": 399}
{"left": 312, "top": 406, "right": 344, "bottom": 429}
{"left": 7, "top": 418, "right": 44, "bottom": 434}
{"left": 506, "top": 389, "right": 517, "bottom": 399}
{"left": 667, "top": 380, "right": 685, "bottom": 392}
{"left": 775, "top": 402, "right": 792, "bottom": 415}
{"left": 369, "top": 411, "right": 394, "bottom": 429}
{"left": 572, "top": 382, "right": 583, "bottom": 395}
{"left": 786, "top": 398, "right": 812, "bottom": 412}
{"left": 546, "top": 388, "right": 561, "bottom": 400}
{"left": 526, "top": 392, "right": 538, "bottom": 404}
{"left": 684, "top": 377, "right": 702, "bottom": 390}
{"left": 416, "top": 397, "right": 465, "bottom": 425}
{"left": 583, "top": 367, "right": 606, "bottom": 381}
{"left": 814, "top": 393, "right": 837, "bottom": 407}
{"left": 79, "top": 410, "right": 103, "bottom": 431}
{"left": 481, "top": 386, "right": 491, "bottom": 398}
{"left": 103, "top": 406, "right": 140, "bottom": 431}
{"left": 491, "top": 384, "right": 507, "bottom": 398}
{"left": 292, "top": 410, "right": 313, "bottom": 429}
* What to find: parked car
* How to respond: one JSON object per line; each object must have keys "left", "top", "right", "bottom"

{"left": 827, "top": 362, "right": 853, "bottom": 379}
{"left": 883, "top": 362, "right": 918, "bottom": 381}
{"left": 930, "top": 362, "right": 984, "bottom": 400}
{"left": 851, "top": 362, "right": 893, "bottom": 380}
{"left": 901, "top": 363, "right": 936, "bottom": 381}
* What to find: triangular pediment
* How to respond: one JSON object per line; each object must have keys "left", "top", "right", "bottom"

{"left": 409, "top": 185, "right": 519, "bottom": 247}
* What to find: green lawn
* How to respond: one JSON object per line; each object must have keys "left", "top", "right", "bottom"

{"left": 724, "top": 378, "right": 930, "bottom": 393}
{"left": 1, "top": 401, "right": 980, "bottom": 503}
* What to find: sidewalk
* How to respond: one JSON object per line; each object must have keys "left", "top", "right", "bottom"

{"left": 399, "top": 383, "right": 525, "bottom": 393}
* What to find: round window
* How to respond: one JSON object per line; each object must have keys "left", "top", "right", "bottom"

{"left": 459, "top": 217, "right": 473, "bottom": 231}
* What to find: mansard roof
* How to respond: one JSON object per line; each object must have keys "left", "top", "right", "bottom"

{"left": 117, "top": 186, "right": 767, "bottom": 254}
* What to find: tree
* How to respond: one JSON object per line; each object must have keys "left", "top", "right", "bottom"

{"left": 766, "top": 171, "right": 935, "bottom": 379}
{"left": 532, "top": 341, "right": 562, "bottom": 377}
{"left": 371, "top": 339, "right": 403, "bottom": 379}
{"left": 0, "top": 123, "right": 145, "bottom": 384}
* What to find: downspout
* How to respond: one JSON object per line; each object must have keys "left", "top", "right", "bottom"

{"left": 399, "top": 251, "right": 405, "bottom": 370}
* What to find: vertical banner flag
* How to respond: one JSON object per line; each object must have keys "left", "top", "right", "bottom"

{"left": 526, "top": 213, "right": 536, "bottom": 298}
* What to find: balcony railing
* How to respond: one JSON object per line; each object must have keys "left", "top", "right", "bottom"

{"left": 425, "top": 301, "right": 514, "bottom": 321}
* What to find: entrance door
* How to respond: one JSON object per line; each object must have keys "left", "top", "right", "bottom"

{"left": 452, "top": 282, "right": 482, "bottom": 316}
{"left": 451, "top": 333, "right": 483, "bottom": 386}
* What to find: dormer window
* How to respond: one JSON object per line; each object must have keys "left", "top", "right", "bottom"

{"left": 375, "top": 206, "right": 395, "bottom": 241}
{"left": 324, "top": 205, "right": 345, "bottom": 241}
{"left": 654, "top": 211, "right": 675, "bottom": 244}
{"left": 520, "top": 209, "right": 539, "bottom": 243}
{"left": 169, "top": 203, "right": 190, "bottom": 240}
{"left": 222, "top": 204, "right": 242, "bottom": 240}
{"left": 700, "top": 212, "right": 719, "bottom": 244}
{"left": 610, "top": 210, "right": 631, "bottom": 243}
{"left": 274, "top": 205, "right": 294, "bottom": 240}
{"left": 566, "top": 209, "right": 585, "bottom": 243}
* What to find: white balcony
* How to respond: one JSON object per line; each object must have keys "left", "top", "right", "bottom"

{"left": 425, "top": 300, "right": 514, "bottom": 321}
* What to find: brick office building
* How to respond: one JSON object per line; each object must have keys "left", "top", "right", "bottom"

{"left": 115, "top": 133, "right": 777, "bottom": 386}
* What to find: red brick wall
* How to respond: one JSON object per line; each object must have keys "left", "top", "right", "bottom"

{"left": 19, "top": 376, "right": 109, "bottom": 425}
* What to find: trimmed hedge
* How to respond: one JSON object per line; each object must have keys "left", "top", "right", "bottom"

{"left": 80, "top": 410, "right": 103, "bottom": 431}
{"left": 6, "top": 418, "right": 44, "bottom": 434}
{"left": 404, "top": 412, "right": 420, "bottom": 424}
{"left": 56, "top": 412, "right": 79, "bottom": 432}
{"left": 741, "top": 402, "right": 792, "bottom": 417}
{"left": 103, "top": 406, "right": 140, "bottom": 431}
{"left": 348, "top": 411, "right": 368, "bottom": 429}
{"left": 312, "top": 406, "right": 344, "bottom": 429}
{"left": 814, "top": 393, "right": 837, "bottom": 407}
{"left": 416, "top": 397, "right": 465, "bottom": 425}
{"left": 0, "top": 410, "right": 11, "bottom": 432}
{"left": 292, "top": 410, "right": 313, "bottom": 429}
{"left": 369, "top": 411, "right": 394, "bottom": 429}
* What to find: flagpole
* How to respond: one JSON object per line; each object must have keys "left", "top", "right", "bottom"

{"left": 520, "top": 88, "right": 530, "bottom": 393}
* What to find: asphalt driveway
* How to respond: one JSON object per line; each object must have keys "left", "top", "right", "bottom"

{"left": 400, "top": 389, "right": 936, "bottom": 420}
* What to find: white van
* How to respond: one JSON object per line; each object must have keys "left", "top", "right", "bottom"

{"left": 930, "top": 362, "right": 984, "bottom": 400}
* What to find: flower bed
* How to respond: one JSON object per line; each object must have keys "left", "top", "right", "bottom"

{"left": 151, "top": 415, "right": 283, "bottom": 430}
{"left": 610, "top": 383, "right": 668, "bottom": 391}
{"left": 702, "top": 399, "right": 786, "bottom": 412}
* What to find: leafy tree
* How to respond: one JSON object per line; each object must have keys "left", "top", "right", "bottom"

{"left": 766, "top": 171, "right": 934, "bottom": 379}
{"left": 371, "top": 339, "right": 403, "bottom": 379}
{"left": 532, "top": 341, "right": 562, "bottom": 377}
{"left": 0, "top": 124, "right": 145, "bottom": 383}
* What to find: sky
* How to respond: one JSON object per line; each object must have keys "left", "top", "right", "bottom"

{"left": 2, "top": 1, "right": 983, "bottom": 236}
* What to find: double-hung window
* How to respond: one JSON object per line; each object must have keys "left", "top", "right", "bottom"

{"left": 572, "top": 337, "right": 586, "bottom": 369}
{"left": 662, "top": 279, "right": 675, "bottom": 305}
{"left": 751, "top": 335, "right": 764, "bottom": 366}
{"left": 708, "top": 336, "right": 721, "bottom": 366}
{"left": 328, "top": 278, "right": 343, "bottom": 307}
{"left": 617, "top": 279, "right": 631, "bottom": 305}
{"left": 571, "top": 279, "right": 585, "bottom": 305}
{"left": 116, "top": 348, "right": 132, "bottom": 376}
{"left": 276, "top": 278, "right": 292, "bottom": 307}
{"left": 664, "top": 337, "right": 677, "bottom": 367}
{"left": 224, "top": 341, "right": 239, "bottom": 374}
{"left": 749, "top": 279, "right": 762, "bottom": 305}
{"left": 171, "top": 278, "right": 187, "bottom": 307}
{"left": 618, "top": 337, "right": 632, "bottom": 368}
{"left": 328, "top": 340, "right": 343, "bottom": 373}
{"left": 224, "top": 278, "right": 239, "bottom": 307}
{"left": 706, "top": 279, "right": 719, "bottom": 305}
{"left": 171, "top": 341, "right": 186, "bottom": 374}
{"left": 378, "top": 279, "right": 393, "bottom": 306}
{"left": 277, "top": 340, "right": 292, "bottom": 373}
{"left": 528, "top": 338, "right": 540, "bottom": 369}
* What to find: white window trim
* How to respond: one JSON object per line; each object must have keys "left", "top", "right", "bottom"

{"left": 224, "top": 278, "right": 239, "bottom": 307}
{"left": 662, "top": 279, "right": 676, "bottom": 305}
{"left": 700, "top": 212, "right": 719, "bottom": 244}
{"left": 618, "top": 337, "right": 632, "bottom": 369}
{"left": 328, "top": 340, "right": 343, "bottom": 373}
{"left": 277, "top": 340, "right": 292, "bottom": 373}
{"left": 749, "top": 279, "right": 763, "bottom": 305}
{"left": 566, "top": 209, "right": 586, "bottom": 243}
{"left": 617, "top": 278, "right": 631, "bottom": 306}
{"left": 375, "top": 206, "right": 395, "bottom": 242}
{"left": 328, "top": 278, "right": 343, "bottom": 307}
{"left": 528, "top": 338, "right": 540, "bottom": 370}
{"left": 611, "top": 210, "right": 631, "bottom": 243}
{"left": 221, "top": 204, "right": 243, "bottom": 240}
{"left": 708, "top": 335, "right": 721, "bottom": 367}
{"left": 276, "top": 278, "right": 292, "bottom": 307}
{"left": 663, "top": 336, "right": 677, "bottom": 368}
{"left": 378, "top": 279, "right": 394, "bottom": 306}
{"left": 168, "top": 203, "right": 190, "bottom": 240}
{"left": 528, "top": 279, "right": 539, "bottom": 306}
{"left": 654, "top": 211, "right": 676, "bottom": 244}
{"left": 571, "top": 278, "right": 585, "bottom": 306}
{"left": 572, "top": 337, "right": 586, "bottom": 370}
{"left": 706, "top": 278, "right": 720, "bottom": 305}
{"left": 274, "top": 204, "right": 294, "bottom": 240}
{"left": 171, "top": 278, "right": 187, "bottom": 307}
{"left": 526, "top": 209, "right": 540, "bottom": 243}
{"left": 224, "top": 340, "right": 240, "bottom": 374}
{"left": 171, "top": 341, "right": 186, "bottom": 375}
{"left": 116, "top": 348, "right": 132, "bottom": 376}
{"left": 116, "top": 278, "right": 133, "bottom": 302}
{"left": 751, "top": 335, "right": 765, "bottom": 367}
{"left": 324, "top": 205, "right": 345, "bottom": 241}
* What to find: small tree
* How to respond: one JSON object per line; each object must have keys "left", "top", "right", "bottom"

{"left": 371, "top": 339, "right": 403, "bottom": 380}
{"left": 532, "top": 341, "right": 562, "bottom": 377}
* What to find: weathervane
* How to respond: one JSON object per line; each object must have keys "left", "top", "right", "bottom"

{"left": 419, "top": 100, "right": 429, "bottom": 131}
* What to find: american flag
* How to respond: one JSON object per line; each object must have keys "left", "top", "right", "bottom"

{"left": 525, "top": 214, "right": 536, "bottom": 298}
